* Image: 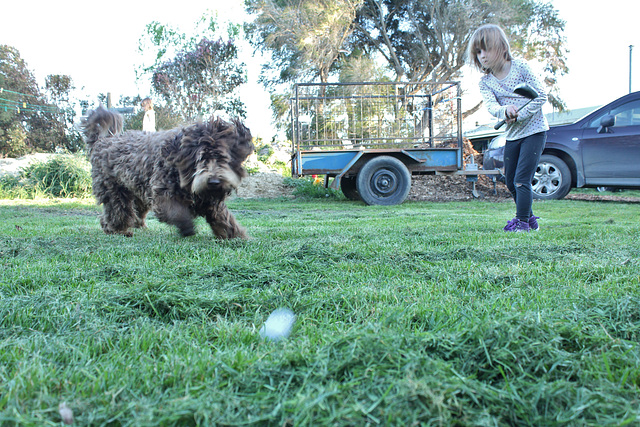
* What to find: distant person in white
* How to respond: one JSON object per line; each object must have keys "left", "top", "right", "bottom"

{"left": 141, "top": 97, "right": 156, "bottom": 132}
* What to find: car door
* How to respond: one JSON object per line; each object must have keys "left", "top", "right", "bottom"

{"left": 580, "top": 99, "right": 640, "bottom": 185}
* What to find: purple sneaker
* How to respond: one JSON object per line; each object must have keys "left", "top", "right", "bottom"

{"left": 529, "top": 215, "right": 540, "bottom": 231}
{"left": 504, "top": 219, "right": 530, "bottom": 232}
{"left": 503, "top": 217, "right": 518, "bottom": 231}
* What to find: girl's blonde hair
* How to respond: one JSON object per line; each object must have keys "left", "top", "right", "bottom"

{"left": 141, "top": 97, "right": 153, "bottom": 110}
{"left": 467, "top": 24, "right": 513, "bottom": 74}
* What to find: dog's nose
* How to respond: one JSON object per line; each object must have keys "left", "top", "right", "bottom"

{"left": 208, "top": 178, "right": 221, "bottom": 186}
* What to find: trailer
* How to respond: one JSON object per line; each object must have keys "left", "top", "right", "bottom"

{"left": 291, "top": 81, "right": 497, "bottom": 205}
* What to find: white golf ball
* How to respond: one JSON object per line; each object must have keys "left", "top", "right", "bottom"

{"left": 260, "top": 308, "right": 296, "bottom": 341}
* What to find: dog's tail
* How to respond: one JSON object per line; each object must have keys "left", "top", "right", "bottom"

{"left": 80, "top": 105, "right": 124, "bottom": 148}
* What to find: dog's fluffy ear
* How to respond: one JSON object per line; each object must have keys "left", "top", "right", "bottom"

{"left": 231, "top": 119, "right": 254, "bottom": 160}
{"left": 162, "top": 131, "right": 196, "bottom": 188}
{"left": 161, "top": 131, "right": 183, "bottom": 161}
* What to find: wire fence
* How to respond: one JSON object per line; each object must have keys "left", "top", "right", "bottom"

{"left": 291, "top": 81, "right": 462, "bottom": 151}
{"left": 0, "top": 87, "right": 60, "bottom": 114}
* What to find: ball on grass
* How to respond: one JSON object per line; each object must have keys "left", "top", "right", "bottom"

{"left": 259, "top": 308, "right": 296, "bottom": 342}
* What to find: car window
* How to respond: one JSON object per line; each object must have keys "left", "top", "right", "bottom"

{"left": 587, "top": 99, "right": 640, "bottom": 128}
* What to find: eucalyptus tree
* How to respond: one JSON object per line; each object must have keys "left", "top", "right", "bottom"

{"left": 244, "top": 0, "right": 568, "bottom": 132}
{"left": 0, "top": 45, "right": 76, "bottom": 156}
{"left": 137, "top": 15, "right": 246, "bottom": 120}
{"left": 350, "top": 0, "right": 568, "bottom": 108}
{"left": 245, "top": 0, "right": 364, "bottom": 86}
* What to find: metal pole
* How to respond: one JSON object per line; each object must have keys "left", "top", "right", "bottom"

{"left": 630, "top": 45, "right": 634, "bottom": 93}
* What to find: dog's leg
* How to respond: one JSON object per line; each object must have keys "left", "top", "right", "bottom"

{"left": 153, "top": 196, "right": 196, "bottom": 237}
{"left": 205, "top": 202, "right": 247, "bottom": 239}
{"left": 100, "top": 201, "right": 135, "bottom": 237}
{"left": 132, "top": 198, "right": 149, "bottom": 229}
{"left": 95, "top": 182, "right": 136, "bottom": 237}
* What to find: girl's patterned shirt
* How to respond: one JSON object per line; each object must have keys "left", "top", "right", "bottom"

{"left": 479, "top": 58, "right": 549, "bottom": 141}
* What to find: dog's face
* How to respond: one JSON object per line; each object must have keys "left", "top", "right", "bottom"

{"left": 190, "top": 147, "right": 243, "bottom": 195}
{"left": 164, "top": 117, "right": 254, "bottom": 197}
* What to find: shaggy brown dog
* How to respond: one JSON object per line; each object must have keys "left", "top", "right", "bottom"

{"left": 80, "top": 106, "right": 254, "bottom": 238}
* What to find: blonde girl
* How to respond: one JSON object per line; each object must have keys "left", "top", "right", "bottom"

{"left": 141, "top": 97, "right": 156, "bottom": 132}
{"left": 468, "top": 24, "right": 549, "bottom": 232}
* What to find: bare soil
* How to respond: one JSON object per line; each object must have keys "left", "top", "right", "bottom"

{"left": 234, "top": 172, "right": 294, "bottom": 199}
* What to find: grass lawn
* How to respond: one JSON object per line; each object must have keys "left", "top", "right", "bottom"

{"left": 1, "top": 196, "right": 639, "bottom": 425}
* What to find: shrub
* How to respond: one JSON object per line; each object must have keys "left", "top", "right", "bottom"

{"left": 0, "top": 174, "right": 30, "bottom": 199}
{"left": 283, "top": 176, "right": 345, "bottom": 200}
{"left": 0, "top": 154, "right": 92, "bottom": 199}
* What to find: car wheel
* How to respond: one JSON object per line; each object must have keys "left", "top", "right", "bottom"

{"left": 340, "top": 176, "right": 360, "bottom": 201}
{"left": 356, "top": 156, "right": 411, "bottom": 205}
{"left": 532, "top": 154, "right": 572, "bottom": 200}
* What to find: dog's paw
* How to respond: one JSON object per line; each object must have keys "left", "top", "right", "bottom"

{"left": 179, "top": 227, "right": 196, "bottom": 237}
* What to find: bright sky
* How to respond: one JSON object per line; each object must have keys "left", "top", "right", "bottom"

{"left": 2, "top": 0, "right": 639, "bottom": 139}
{"left": 1, "top": 0, "right": 274, "bottom": 139}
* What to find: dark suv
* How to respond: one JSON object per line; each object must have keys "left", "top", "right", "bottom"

{"left": 483, "top": 91, "right": 640, "bottom": 199}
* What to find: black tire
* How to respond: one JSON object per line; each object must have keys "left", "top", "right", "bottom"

{"left": 532, "top": 154, "right": 572, "bottom": 200}
{"left": 340, "top": 176, "right": 360, "bottom": 201}
{"left": 356, "top": 156, "right": 411, "bottom": 206}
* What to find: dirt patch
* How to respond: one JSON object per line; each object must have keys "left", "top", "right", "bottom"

{"left": 234, "top": 172, "right": 294, "bottom": 200}
{"left": 564, "top": 192, "right": 640, "bottom": 203}
{"left": 405, "top": 137, "right": 511, "bottom": 202}
{"left": 233, "top": 171, "right": 512, "bottom": 202}
{"left": 407, "top": 174, "right": 511, "bottom": 202}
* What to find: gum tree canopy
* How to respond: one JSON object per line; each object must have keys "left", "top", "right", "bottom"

{"left": 138, "top": 16, "right": 247, "bottom": 121}
{"left": 245, "top": 0, "right": 567, "bottom": 110}
{"left": 0, "top": 45, "right": 77, "bottom": 156}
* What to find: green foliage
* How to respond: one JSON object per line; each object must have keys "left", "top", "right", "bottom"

{"left": 0, "top": 198, "right": 639, "bottom": 424}
{"left": 121, "top": 99, "right": 183, "bottom": 132}
{"left": 255, "top": 142, "right": 274, "bottom": 162}
{"left": 351, "top": 0, "right": 567, "bottom": 85}
{"left": 45, "top": 75, "right": 73, "bottom": 103}
{"left": 244, "top": 140, "right": 291, "bottom": 177}
{"left": 0, "top": 174, "right": 26, "bottom": 198}
{"left": 246, "top": 0, "right": 362, "bottom": 85}
{"left": 152, "top": 38, "right": 246, "bottom": 120}
{"left": 283, "top": 176, "right": 344, "bottom": 199}
{"left": 1, "top": 46, "right": 83, "bottom": 155}
{"left": 247, "top": 0, "right": 568, "bottom": 114}
{"left": 0, "top": 154, "right": 92, "bottom": 198}
{"left": 0, "top": 123, "right": 28, "bottom": 157}
{"left": 138, "top": 15, "right": 246, "bottom": 121}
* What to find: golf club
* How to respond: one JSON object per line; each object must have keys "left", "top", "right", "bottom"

{"left": 494, "top": 83, "right": 539, "bottom": 130}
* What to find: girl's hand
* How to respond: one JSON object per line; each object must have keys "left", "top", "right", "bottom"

{"left": 505, "top": 105, "right": 518, "bottom": 123}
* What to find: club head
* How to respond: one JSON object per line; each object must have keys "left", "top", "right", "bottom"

{"left": 513, "top": 83, "right": 538, "bottom": 100}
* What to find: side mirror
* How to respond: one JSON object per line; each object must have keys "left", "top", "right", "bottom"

{"left": 598, "top": 115, "right": 615, "bottom": 133}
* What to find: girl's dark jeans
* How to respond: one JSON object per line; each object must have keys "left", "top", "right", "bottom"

{"left": 503, "top": 131, "right": 547, "bottom": 220}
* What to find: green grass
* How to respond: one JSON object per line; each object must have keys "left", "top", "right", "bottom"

{"left": 1, "top": 197, "right": 639, "bottom": 425}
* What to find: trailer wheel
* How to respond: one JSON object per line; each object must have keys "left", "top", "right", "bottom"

{"left": 356, "top": 156, "right": 411, "bottom": 205}
{"left": 340, "top": 176, "right": 360, "bottom": 201}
